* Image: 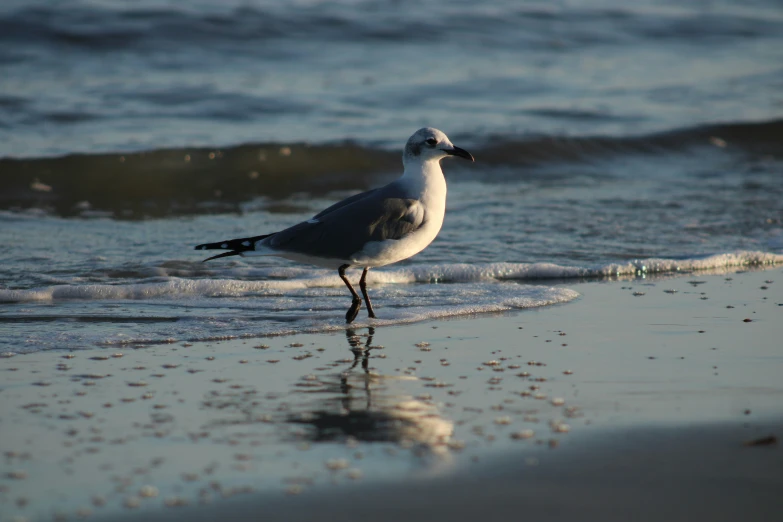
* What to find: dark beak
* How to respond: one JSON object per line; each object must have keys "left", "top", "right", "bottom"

{"left": 445, "top": 146, "right": 474, "bottom": 162}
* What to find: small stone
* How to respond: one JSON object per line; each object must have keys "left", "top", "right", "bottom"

{"left": 139, "top": 485, "right": 159, "bottom": 498}
{"left": 511, "top": 429, "right": 534, "bottom": 440}
{"left": 325, "top": 458, "right": 349, "bottom": 471}
{"left": 164, "top": 496, "right": 188, "bottom": 507}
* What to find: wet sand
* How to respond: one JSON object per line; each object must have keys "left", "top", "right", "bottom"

{"left": 112, "top": 421, "right": 783, "bottom": 522}
{"left": 1, "top": 267, "right": 781, "bottom": 521}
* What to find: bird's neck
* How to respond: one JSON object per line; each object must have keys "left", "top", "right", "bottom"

{"left": 400, "top": 159, "right": 447, "bottom": 202}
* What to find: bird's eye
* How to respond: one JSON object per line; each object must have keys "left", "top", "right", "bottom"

{"left": 425, "top": 138, "right": 438, "bottom": 146}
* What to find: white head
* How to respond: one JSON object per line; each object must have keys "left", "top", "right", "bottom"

{"left": 403, "top": 127, "right": 474, "bottom": 167}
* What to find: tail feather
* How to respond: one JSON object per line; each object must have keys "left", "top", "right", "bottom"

{"left": 201, "top": 250, "right": 242, "bottom": 262}
{"left": 194, "top": 234, "right": 273, "bottom": 262}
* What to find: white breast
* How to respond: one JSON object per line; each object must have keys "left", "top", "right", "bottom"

{"left": 351, "top": 161, "right": 447, "bottom": 268}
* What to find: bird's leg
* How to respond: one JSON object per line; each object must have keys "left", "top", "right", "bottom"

{"left": 339, "top": 264, "right": 362, "bottom": 324}
{"left": 359, "top": 267, "right": 376, "bottom": 319}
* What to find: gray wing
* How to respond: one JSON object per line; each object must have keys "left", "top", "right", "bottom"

{"left": 264, "top": 183, "right": 426, "bottom": 260}
{"left": 312, "top": 188, "right": 380, "bottom": 219}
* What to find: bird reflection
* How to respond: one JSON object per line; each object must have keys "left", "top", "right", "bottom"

{"left": 288, "top": 327, "right": 453, "bottom": 449}
{"left": 340, "top": 326, "right": 376, "bottom": 410}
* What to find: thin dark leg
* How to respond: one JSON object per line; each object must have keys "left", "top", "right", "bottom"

{"left": 359, "top": 267, "right": 376, "bottom": 319}
{"left": 338, "top": 264, "right": 362, "bottom": 324}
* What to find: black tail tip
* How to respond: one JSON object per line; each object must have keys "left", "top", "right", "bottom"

{"left": 202, "top": 251, "right": 241, "bottom": 262}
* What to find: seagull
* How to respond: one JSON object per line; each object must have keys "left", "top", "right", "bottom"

{"left": 195, "top": 128, "right": 474, "bottom": 323}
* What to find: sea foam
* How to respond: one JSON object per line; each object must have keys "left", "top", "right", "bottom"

{"left": 1, "top": 250, "right": 780, "bottom": 353}
{"left": 1, "top": 250, "right": 780, "bottom": 304}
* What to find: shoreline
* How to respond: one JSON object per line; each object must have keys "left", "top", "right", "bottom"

{"left": 1, "top": 266, "right": 781, "bottom": 521}
{"left": 109, "top": 419, "right": 783, "bottom": 522}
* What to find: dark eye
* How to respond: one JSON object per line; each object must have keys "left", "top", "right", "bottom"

{"left": 425, "top": 138, "right": 438, "bottom": 146}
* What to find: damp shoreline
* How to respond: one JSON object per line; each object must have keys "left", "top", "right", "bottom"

{"left": 1, "top": 267, "right": 781, "bottom": 521}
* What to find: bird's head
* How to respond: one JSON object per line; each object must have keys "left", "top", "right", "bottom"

{"left": 403, "top": 127, "right": 474, "bottom": 166}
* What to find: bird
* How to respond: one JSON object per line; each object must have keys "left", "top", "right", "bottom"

{"left": 195, "top": 127, "right": 474, "bottom": 323}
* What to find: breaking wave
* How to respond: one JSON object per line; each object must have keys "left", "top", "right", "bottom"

{"left": 0, "top": 250, "right": 780, "bottom": 353}
{"left": 2, "top": 118, "right": 782, "bottom": 217}
{"left": 1, "top": 251, "right": 780, "bottom": 304}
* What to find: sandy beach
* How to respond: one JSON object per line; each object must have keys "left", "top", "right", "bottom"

{"left": 1, "top": 266, "right": 781, "bottom": 521}
{"left": 3, "top": 1, "right": 782, "bottom": 520}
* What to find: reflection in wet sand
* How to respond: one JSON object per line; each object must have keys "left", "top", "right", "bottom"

{"left": 289, "top": 328, "right": 454, "bottom": 454}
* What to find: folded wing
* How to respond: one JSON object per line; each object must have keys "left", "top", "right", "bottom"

{"left": 263, "top": 183, "right": 425, "bottom": 260}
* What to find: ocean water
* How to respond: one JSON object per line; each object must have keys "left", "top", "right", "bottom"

{"left": 1, "top": 0, "right": 782, "bottom": 353}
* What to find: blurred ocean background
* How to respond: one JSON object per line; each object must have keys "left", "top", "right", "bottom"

{"left": 1, "top": 0, "right": 782, "bottom": 352}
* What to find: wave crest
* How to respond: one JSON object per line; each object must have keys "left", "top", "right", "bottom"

{"left": 2, "top": 251, "right": 779, "bottom": 304}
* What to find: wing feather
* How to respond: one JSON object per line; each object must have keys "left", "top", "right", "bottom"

{"left": 263, "top": 182, "right": 425, "bottom": 260}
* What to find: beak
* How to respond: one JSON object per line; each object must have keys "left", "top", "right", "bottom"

{"left": 444, "top": 145, "right": 474, "bottom": 162}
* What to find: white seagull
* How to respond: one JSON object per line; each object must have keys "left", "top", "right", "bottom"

{"left": 195, "top": 128, "right": 474, "bottom": 323}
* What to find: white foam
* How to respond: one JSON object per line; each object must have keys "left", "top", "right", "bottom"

{"left": 1, "top": 250, "right": 780, "bottom": 304}
{"left": 0, "top": 276, "right": 336, "bottom": 303}
{"left": 3, "top": 283, "right": 578, "bottom": 353}
{"left": 382, "top": 251, "right": 783, "bottom": 283}
{"left": 2, "top": 250, "right": 781, "bottom": 353}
